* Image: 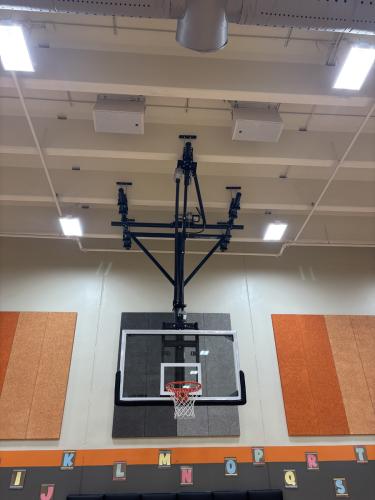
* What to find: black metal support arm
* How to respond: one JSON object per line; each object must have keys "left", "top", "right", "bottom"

{"left": 112, "top": 139, "right": 243, "bottom": 329}
{"left": 184, "top": 239, "right": 222, "bottom": 287}
{"left": 111, "top": 221, "right": 244, "bottom": 230}
{"left": 127, "top": 232, "right": 225, "bottom": 240}
{"left": 130, "top": 234, "right": 174, "bottom": 286}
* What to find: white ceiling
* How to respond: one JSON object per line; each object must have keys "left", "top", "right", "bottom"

{"left": 0, "top": 11, "right": 374, "bottom": 253}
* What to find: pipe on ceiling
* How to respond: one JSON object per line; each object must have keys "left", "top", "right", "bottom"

{"left": 2, "top": 1, "right": 375, "bottom": 52}
{"left": 292, "top": 100, "right": 375, "bottom": 243}
{"left": 262, "top": 98, "right": 375, "bottom": 260}
{"left": 11, "top": 71, "right": 63, "bottom": 218}
{"left": 1, "top": 234, "right": 375, "bottom": 259}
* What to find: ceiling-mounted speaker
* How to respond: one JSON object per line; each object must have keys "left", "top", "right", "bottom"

{"left": 176, "top": 0, "right": 228, "bottom": 52}
{"left": 232, "top": 107, "right": 284, "bottom": 143}
{"left": 93, "top": 96, "right": 145, "bottom": 135}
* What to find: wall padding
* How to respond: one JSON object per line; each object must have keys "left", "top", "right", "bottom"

{"left": 0, "top": 312, "right": 77, "bottom": 440}
{"left": 272, "top": 315, "right": 319, "bottom": 436}
{"left": 0, "top": 312, "right": 49, "bottom": 439}
{"left": 26, "top": 312, "right": 77, "bottom": 439}
{"left": 0, "top": 312, "right": 19, "bottom": 393}
{"left": 273, "top": 314, "right": 375, "bottom": 436}
{"left": 350, "top": 315, "right": 375, "bottom": 411}
{"left": 300, "top": 315, "right": 349, "bottom": 435}
{"left": 326, "top": 315, "right": 375, "bottom": 435}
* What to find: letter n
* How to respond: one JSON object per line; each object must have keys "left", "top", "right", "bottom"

{"left": 180, "top": 466, "right": 193, "bottom": 485}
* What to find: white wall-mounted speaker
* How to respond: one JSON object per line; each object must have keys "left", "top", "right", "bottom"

{"left": 93, "top": 97, "right": 145, "bottom": 135}
{"left": 232, "top": 107, "right": 284, "bottom": 142}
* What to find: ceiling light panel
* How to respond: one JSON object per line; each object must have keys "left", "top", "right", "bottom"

{"left": 0, "top": 25, "right": 34, "bottom": 72}
{"left": 263, "top": 223, "right": 288, "bottom": 241}
{"left": 334, "top": 46, "right": 375, "bottom": 91}
{"left": 59, "top": 217, "right": 82, "bottom": 237}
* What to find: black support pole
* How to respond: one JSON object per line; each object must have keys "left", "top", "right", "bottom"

{"left": 173, "top": 176, "right": 180, "bottom": 313}
{"left": 192, "top": 169, "right": 206, "bottom": 226}
{"left": 173, "top": 161, "right": 190, "bottom": 322}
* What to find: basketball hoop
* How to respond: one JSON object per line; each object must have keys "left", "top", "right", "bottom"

{"left": 166, "top": 380, "right": 202, "bottom": 419}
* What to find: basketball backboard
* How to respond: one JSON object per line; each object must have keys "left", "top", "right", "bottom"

{"left": 115, "top": 329, "right": 246, "bottom": 406}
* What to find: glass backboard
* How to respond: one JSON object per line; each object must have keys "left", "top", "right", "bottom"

{"left": 115, "top": 329, "right": 246, "bottom": 405}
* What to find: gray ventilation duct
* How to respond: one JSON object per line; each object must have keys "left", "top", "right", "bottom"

{"left": 2, "top": 0, "right": 375, "bottom": 52}
{"left": 176, "top": 0, "right": 228, "bottom": 52}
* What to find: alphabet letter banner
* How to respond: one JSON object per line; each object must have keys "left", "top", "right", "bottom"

{"left": 224, "top": 457, "right": 238, "bottom": 476}
{"left": 158, "top": 450, "right": 172, "bottom": 468}
{"left": 284, "top": 469, "right": 298, "bottom": 489}
{"left": 180, "top": 466, "right": 193, "bottom": 485}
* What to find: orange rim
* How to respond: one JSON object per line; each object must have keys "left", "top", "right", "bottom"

{"left": 166, "top": 380, "right": 202, "bottom": 402}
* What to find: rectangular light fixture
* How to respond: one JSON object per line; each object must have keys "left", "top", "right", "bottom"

{"left": 199, "top": 350, "right": 209, "bottom": 356}
{"left": 59, "top": 217, "right": 82, "bottom": 237}
{"left": 263, "top": 223, "right": 287, "bottom": 241}
{"left": 334, "top": 46, "right": 375, "bottom": 90}
{"left": 0, "top": 25, "right": 34, "bottom": 72}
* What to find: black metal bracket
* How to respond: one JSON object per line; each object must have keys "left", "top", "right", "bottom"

{"left": 112, "top": 138, "right": 243, "bottom": 329}
{"left": 179, "top": 134, "right": 197, "bottom": 140}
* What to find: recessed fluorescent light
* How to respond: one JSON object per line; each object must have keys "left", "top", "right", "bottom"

{"left": 334, "top": 46, "right": 375, "bottom": 90}
{"left": 189, "top": 370, "right": 198, "bottom": 375}
{"left": 0, "top": 25, "right": 34, "bottom": 72}
{"left": 59, "top": 217, "right": 82, "bottom": 237}
{"left": 199, "top": 350, "right": 209, "bottom": 356}
{"left": 263, "top": 223, "right": 287, "bottom": 241}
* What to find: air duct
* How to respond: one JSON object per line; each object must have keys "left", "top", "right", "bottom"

{"left": 2, "top": 1, "right": 375, "bottom": 52}
{"left": 176, "top": 0, "right": 228, "bottom": 52}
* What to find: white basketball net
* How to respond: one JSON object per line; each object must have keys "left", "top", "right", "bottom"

{"left": 166, "top": 381, "right": 201, "bottom": 420}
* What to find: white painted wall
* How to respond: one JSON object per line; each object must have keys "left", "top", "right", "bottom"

{"left": 0, "top": 238, "right": 374, "bottom": 450}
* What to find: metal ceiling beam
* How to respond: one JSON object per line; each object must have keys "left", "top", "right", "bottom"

{"left": 1, "top": 233, "right": 374, "bottom": 255}
{"left": 1, "top": 119, "right": 374, "bottom": 170}
{"left": 1, "top": 194, "right": 374, "bottom": 217}
{"left": 3, "top": 0, "right": 375, "bottom": 38}
{"left": 1, "top": 48, "right": 374, "bottom": 107}
{"left": 3, "top": 18, "right": 352, "bottom": 45}
{"left": 2, "top": 93, "right": 375, "bottom": 121}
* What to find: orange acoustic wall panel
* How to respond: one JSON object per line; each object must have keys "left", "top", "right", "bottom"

{"left": 272, "top": 315, "right": 319, "bottom": 435}
{"left": 0, "top": 312, "right": 77, "bottom": 440}
{"left": 326, "top": 315, "right": 375, "bottom": 435}
{"left": 0, "top": 312, "right": 49, "bottom": 439}
{"left": 350, "top": 315, "right": 375, "bottom": 412}
{"left": 273, "top": 314, "right": 375, "bottom": 436}
{"left": 299, "top": 315, "right": 349, "bottom": 435}
{"left": 272, "top": 314, "right": 348, "bottom": 436}
{"left": 0, "top": 312, "right": 19, "bottom": 394}
{"left": 26, "top": 313, "right": 76, "bottom": 439}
